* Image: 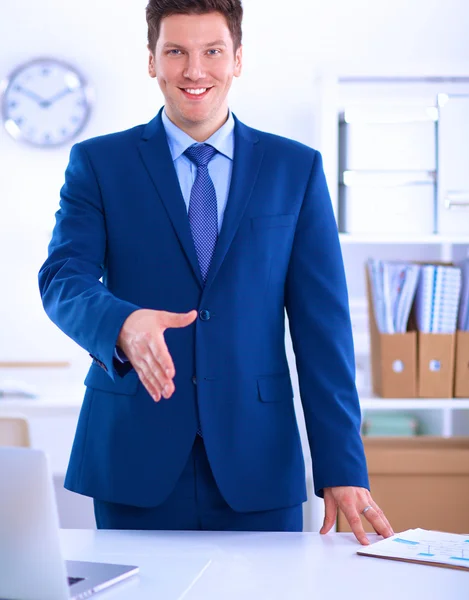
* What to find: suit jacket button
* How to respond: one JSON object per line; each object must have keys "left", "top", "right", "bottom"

{"left": 199, "top": 309, "right": 211, "bottom": 321}
{"left": 192, "top": 376, "right": 197, "bottom": 385}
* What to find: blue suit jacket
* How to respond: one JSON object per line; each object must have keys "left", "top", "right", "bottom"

{"left": 39, "top": 109, "right": 369, "bottom": 511}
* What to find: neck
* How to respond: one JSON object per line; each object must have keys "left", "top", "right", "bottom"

{"left": 166, "top": 107, "right": 229, "bottom": 142}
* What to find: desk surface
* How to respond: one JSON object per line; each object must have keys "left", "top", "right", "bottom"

{"left": 61, "top": 529, "right": 466, "bottom": 600}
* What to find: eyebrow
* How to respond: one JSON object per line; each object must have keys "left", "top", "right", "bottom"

{"left": 163, "top": 40, "right": 227, "bottom": 49}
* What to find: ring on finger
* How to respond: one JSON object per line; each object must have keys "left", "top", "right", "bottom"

{"left": 361, "top": 505, "right": 373, "bottom": 515}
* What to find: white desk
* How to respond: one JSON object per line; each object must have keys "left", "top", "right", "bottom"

{"left": 61, "top": 530, "right": 467, "bottom": 599}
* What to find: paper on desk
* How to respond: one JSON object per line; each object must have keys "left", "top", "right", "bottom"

{"left": 358, "top": 528, "right": 469, "bottom": 570}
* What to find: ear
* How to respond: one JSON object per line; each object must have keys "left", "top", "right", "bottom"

{"left": 234, "top": 45, "right": 243, "bottom": 78}
{"left": 148, "top": 48, "right": 157, "bottom": 78}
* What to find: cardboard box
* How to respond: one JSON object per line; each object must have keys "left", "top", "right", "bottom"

{"left": 366, "top": 268, "right": 417, "bottom": 398}
{"left": 337, "top": 437, "right": 469, "bottom": 534}
{"left": 369, "top": 332, "right": 418, "bottom": 398}
{"left": 418, "top": 333, "right": 456, "bottom": 398}
{"left": 455, "top": 330, "right": 469, "bottom": 398}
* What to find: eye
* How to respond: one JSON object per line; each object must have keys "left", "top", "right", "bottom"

{"left": 167, "top": 49, "right": 182, "bottom": 56}
{"left": 207, "top": 49, "right": 221, "bottom": 56}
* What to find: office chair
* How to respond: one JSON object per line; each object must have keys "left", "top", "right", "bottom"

{"left": 0, "top": 415, "right": 31, "bottom": 447}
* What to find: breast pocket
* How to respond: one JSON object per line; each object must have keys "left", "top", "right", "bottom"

{"left": 251, "top": 214, "right": 296, "bottom": 230}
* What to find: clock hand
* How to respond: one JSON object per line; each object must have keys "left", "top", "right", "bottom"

{"left": 43, "top": 87, "right": 73, "bottom": 108}
{"left": 15, "top": 85, "right": 47, "bottom": 106}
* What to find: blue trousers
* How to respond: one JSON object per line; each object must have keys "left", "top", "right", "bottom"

{"left": 94, "top": 435, "right": 303, "bottom": 531}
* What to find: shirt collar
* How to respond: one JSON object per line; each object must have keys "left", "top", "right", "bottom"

{"left": 162, "top": 108, "right": 235, "bottom": 161}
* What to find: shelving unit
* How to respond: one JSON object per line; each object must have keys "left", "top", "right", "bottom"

{"left": 315, "top": 74, "right": 469, "bottom": 437}
{"left": 339, "top": 234, "right": 469, "bottom": 245}
{"left": 359, "top": 397, "right": 469, "bottom": 410}
{"left": 359, "top": 396, "right": 469, "bottom": 437}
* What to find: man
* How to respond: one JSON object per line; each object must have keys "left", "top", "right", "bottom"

{"left": 39, "top": 0, "right": 394, "bottom": 543}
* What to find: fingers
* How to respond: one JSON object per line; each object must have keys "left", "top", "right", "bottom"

{"left": 136, "top": 356, "right": 170, "bottom": 402}
{"left": 134, "top": 334, "right": 176, "bottom": 402}
{"left": 343, "top": 504, "right": 393, "bottom": 546}
{"left": 162, "top": 309, "right": 198, "bottom": 329}
{"left": 137, "top": 365, "right": 163, "bottom": 402}
{"left": 124, "top": 334, "right": 175, "bottom": 402}
{"left": 147, "top": 335, "right": 176, "bottom": 398}
{"left": 320, "top": 491, "right": 338, "bottom": 535}
{"left": 366, "top": 503, "right": 394, "bottom": 538}
{"left": 149, "top": 332, "right": 175, "bottom": 378}
{"left": 340, "top": 503, "right": 370, "bottom": 546}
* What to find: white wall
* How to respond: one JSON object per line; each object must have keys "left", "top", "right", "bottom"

{"left": 318, "top": 0, "right": 469, "bottom": 75}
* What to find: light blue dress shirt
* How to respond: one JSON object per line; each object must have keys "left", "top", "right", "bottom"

{"left": 161, "top": 108, "right": 235, "bottom": 234}
{"left": 115, "top": 109, "right": 235, "bottom": 363}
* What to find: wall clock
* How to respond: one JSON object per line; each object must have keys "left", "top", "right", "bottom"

{"left": 1, "top": 57, "right": 93, "bottom": 147}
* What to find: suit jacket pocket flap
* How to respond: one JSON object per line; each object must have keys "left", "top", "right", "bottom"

{"left": 84, "top": 363, "right": 140, "bottom": 395}
{"left": 257, "top": 373, "right": 294, "bottom": 402}
{"left": 251, "top": 214, "right": 295, "bottom": 229}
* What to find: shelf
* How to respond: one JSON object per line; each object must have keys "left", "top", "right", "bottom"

{"left": 359, "top": 397, "right": 469, "bottom": 410}
{"left": 339, "top": 233, "right": 469, "bottom": 245}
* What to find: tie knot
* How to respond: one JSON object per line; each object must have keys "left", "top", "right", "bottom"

{"left": 184, "top": 143, "right": 217, "bottom": 167}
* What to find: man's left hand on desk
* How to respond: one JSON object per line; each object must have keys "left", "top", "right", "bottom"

{"left": 320, "top": 486, "right": 395, "bottom": 546}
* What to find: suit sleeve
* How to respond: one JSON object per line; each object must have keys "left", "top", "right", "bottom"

{"left": 38, "top": 143, "right": 140, "bottom": 379}
{"left": 285, "top": 150, "right": 369, "bottom": 498}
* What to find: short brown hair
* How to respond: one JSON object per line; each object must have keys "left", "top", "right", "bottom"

{"left": 146, "top": 0, "right": 243, "bottom": 52}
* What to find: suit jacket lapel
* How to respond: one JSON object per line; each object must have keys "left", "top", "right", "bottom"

{"left": 138, "top": 110, "right": 264, "bottom": 292}
{"left": 138, "top": 110, "right": 204, "bottom": 289}
{"left": 204, "top": 116, "right": 264, "bottom": 291}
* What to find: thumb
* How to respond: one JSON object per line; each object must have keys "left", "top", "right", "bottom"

{"left": 162, "top": 310, "right": 198, "bottom": 329}
{"left": 320, "top": 491, "right": 338, "bottom": 535}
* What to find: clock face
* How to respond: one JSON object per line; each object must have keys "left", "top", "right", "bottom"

{"left": 1, "top": 57, "right": 92, "bottom": 147}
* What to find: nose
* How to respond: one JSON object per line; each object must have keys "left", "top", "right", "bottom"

{"left": 183, "top": 53, "right": 205, "bottom": 81}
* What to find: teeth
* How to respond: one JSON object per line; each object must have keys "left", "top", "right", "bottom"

{"left": 184, "top": 88, "right": 207, "bottom": 95}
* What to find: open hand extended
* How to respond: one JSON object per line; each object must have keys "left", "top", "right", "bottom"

{"left": 117, "top": 308, "right": 198, "bottom": 402}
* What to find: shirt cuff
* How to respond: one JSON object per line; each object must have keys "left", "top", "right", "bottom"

{"left": 114, "top": 347, "right": 129, "bottom": 363}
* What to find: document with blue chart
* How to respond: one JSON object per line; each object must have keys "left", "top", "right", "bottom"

{"left": 358, "top": 528, "right": 469, "bottom": 571}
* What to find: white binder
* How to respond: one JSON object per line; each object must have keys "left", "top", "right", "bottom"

{"left": 414, "top": 265, "right": 462, "bottom": 334}
{"left": 339, "top": 107, "right": 437, "bottom": 172}
{"left": 437, "top": 94, "right": 469, "bottom": 234}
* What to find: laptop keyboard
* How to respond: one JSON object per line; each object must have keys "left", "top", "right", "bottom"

{"left": 68, "top": 576, "right": 85, "bottom": 586}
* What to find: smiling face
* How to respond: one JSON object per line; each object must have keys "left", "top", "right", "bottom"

{"left": 148, "top": 11, "right": 242, "bottom": 139}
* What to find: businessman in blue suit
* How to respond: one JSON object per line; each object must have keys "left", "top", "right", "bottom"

{"left": 39, "top": 0, "right": 393, "bottom": 543}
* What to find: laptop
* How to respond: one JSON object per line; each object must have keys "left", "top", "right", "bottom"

{"left": 0, "top": 447, "right": 139, "bottom": 600}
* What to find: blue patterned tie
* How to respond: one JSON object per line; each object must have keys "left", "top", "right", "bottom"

{"left": 184, "top": 144, "right": 218, "bottom": 283}
{"left": 184, "top": 144, "right": 218, "bottom": 437}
